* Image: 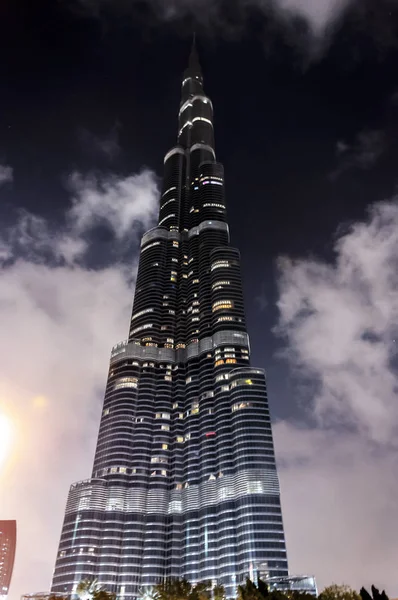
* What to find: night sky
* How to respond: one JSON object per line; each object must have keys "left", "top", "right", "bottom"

{"left": 1, "top": 0, "right": 398, "bottom": 598}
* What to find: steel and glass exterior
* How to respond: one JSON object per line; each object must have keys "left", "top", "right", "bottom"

{"left": 51, "top": 44, "right": 289, "bottom": 600}
{"left": 0, "top": 520, "right": 16, "bottom": 600}
{"left": 267, "top": 576, "right": 318, "bottom": 596}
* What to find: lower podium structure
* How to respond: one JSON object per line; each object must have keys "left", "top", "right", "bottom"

{"left": 0, "top": 520, "right": 16, "bottom": 600}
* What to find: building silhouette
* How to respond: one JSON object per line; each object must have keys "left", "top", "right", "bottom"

{"left": 0, "top": 520, "right": 16, "bottom": 600}
{"left": 51, "top": 42, "right": 289, "bottom": 599}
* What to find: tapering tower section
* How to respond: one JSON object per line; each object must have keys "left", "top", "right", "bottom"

{"left": 51, "top": 41, "right": 289, "bottom": 600}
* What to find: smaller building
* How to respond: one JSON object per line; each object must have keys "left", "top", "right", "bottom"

{"left": 267, "top": 575, "right": 318, "bottom": 596}
{"left": 0, "top": 520, "right": 17, "bottom": 600}
{"left": 21, "top": 593, "right": 66, "bottom": 600}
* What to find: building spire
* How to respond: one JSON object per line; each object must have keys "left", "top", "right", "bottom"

{"left": 188, "top": 31, "right": 201, "bottom": 75}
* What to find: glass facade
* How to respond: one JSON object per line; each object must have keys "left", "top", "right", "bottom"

{"left": 51, "top": 43, "right": 289, "bottom": 600}
{"left": 0, "top": 520, "right": 16, "bottom": 600}
{"left": 267, "top": 576, "right": 318, "bottom": 596}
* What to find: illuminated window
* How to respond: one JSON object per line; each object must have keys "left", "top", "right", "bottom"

{"left": 113, "top": 377, "right": 138, "bottom": 390}
{"left": 212, "top": 280, "right": 231, "bottom": 289}
{"left": 216, "top": 373, "right": 229, "bottom": 382}
{"left": 226, "top": 358, "right": 237, "bottom": 364}
{"left": 131, "top": 307, "right": 154, "bottom": 321}
{"left": 151, "top": 456, "right": 167, "bottom": 464}
{"left": 215, "top": 359, "right": 224, "bottom": 367}
{"left": 173, "top": 240, "right": 179, "bottom": 247}
{"left": 185, "top": 433, "right": 191, "bottom": 441}
{"left": 161, "top": 425, "right": 170, "bottom": 431}
{"left": 211, "top": 260, "right": 230, "bottom": 271}
{"left": 162, "top": 186, "right": 177, "bottom": 196}
{"left": 173, "top": 402, "right": 178, "bottom": 409}
{"left": 232, "top": 402, "right": 253, "bottom": 412}
{"left": 141, "top": 241, "right": 161, "bottom": 253}
{"left": 164, "top": 375, "right": 172, "bottom": 381}
{"left": 162, "top": 198, "right": 176, "bottom": 208}
{"left": 203, "top": 203, "right": 225, "bottom": 209}
{"left": 159, "top": 213, "right": 176, "bottom": 226}
{"left": 156, "top": 413, "right": 170, "bottom": 420}
{"left": 179, "top": 413, "right": 184, "bottom": 419}
{"left": 186, "top": 376, "right": 192, "bottom": 384}
{"left": 176, "top": 436, "right": 184, "bottom": 443}
{"left": 162, "top": 444, "right": 168, "bottom": 450}
{"left": 161, "top": 470, "right": 167, "bottom": 476}
{"left": 192, "top": 116, "right": 213, "bottom": 125}
{"left": 212, "top": 300, "right": 233, "bottom": 312}
{"left": 230, "top": 378, "right": 254, "bottom": 388}
{"left": 103, "top": 408, "right": 110, "bottom": 416}
{"left": 130, "top": 323, "right": 153, "bottom": 335}
{"left": 119, "top": 467, "right": 127, "bottom": 474}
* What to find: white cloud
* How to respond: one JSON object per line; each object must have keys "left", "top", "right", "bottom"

{"left": 73, "top": 0, "right": 354, "bottom": 35}
{"left": 267, "top": 0, "right": 353, "bottom": 33}
{"left": 275, "top": 198, "right": 398, "bottom": 594}
{"left": 0, "top": 170, "right": 159, "bottom": 265}
{"left": 0, "top": 169, "right": 159, "bottom": 599}
{"left": 0, "top": 164, "right": 13, "bottom": 186}
{"left": 275, "top": 423, "right": 398, "bottom": 595}
{"left": 67, "top": 170, "right": 158, "bottom": 241}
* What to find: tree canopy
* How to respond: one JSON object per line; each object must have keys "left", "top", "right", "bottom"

{"left": 73, "top": 577, "right": 391, "bottom": 600}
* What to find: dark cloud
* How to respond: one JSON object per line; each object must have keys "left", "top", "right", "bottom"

{"left": 331, "top": 130, "right": 387, "bottom": 179}
{"left": 0, "top": 165, "right": 13, "bottom": 186}
{"left": 77, "top": 123, "right": 122, "bottom": 162}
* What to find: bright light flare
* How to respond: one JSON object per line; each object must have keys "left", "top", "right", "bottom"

{"left": 0, "top": 412, "right": 13, "bottom": 469}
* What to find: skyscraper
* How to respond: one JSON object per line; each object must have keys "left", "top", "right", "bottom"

{"left": 51, "top": 42, "right": 289, "bottom": 600}
{"left": 0, "top": 520, "right": 16, "bottom": 600}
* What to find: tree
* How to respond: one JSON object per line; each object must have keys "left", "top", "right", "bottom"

{"left": 360, "top": 586, "right": 389, "bottom": 600}
{"left": 237, "top": 578, "right": 266, "bottom": 600}
{"left": 154, "top": 579, "right": 193, "bottom": 600}
{"left": 319, "top": 585, "right": 360, "bottom": 600}
{"left": 213, "top": 585, "right": 226, "bottom": 600}
{"left": 153, "top": 579, "right": 225, "bottom": 600}
{"left": 76, "top": 580, "right": 115, "bottom": 600}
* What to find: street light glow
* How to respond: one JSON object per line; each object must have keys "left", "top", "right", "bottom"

{"left": 0, "top": 412, "right": 13, "bottom": 470}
